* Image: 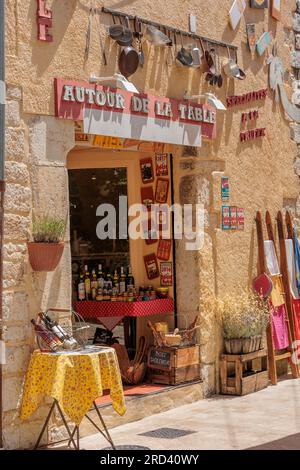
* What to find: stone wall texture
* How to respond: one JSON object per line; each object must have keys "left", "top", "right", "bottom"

{"left": 2, "top": 0, "right": 300, "bottom": 448}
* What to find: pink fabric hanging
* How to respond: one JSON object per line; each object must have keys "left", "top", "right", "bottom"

{"left": 270, "top": 304, "right": 289, "bottom": 350}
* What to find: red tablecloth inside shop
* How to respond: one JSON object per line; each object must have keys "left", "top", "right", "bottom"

{"left": 74, "top": 299, "right": 174, "bottom": 320}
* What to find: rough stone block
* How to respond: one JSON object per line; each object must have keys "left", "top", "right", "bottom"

{"left": 19, "top": 421, "right": 48, "bottom": 449}
{"left": 4, "top": 183, "right": 31, "bottom": 212}
{"left": 5, "top": 128, "right": 27, "bottom": 162}
{"left": 2, "top": 291, "right": 29, "bottom": 322}
{"left": 201, "top": 363, "right": 216, "bottom": 397}
{"left": 5, "top": 161, "right": 29, "bottom": 185}
{"left": 179, "top": 174, "right": 210, "bottom": 206}
{"left": 31, "top": 166, "right": 69, "bottom": 220}
{"left": 4, "top": 324, "right": 31, "bottom": 344}
{"left": 6, "top": 100, "right": 20, "bottom": 127}
{"left": 3, "top": 345, "right": 31, "bottom": 374}
{"left": 2, "top": 376, "right": 24, "bottom": 412}
{"left": 29, "top": 115, "right": 74, "bottom": 165}
{"left": 2, "top": 425, "right": 20, "bottom": 449}
{"left": 6, "top": 85, "right": 22, "bottom": 101}
{"left": 4, "top": 213, "right": 30, "bottom": 240}
{"left": 3, "top": 242, "right": 27, "bottom": 261}
{"left": 3, "top": 260, "right": 25, "bottom": 289}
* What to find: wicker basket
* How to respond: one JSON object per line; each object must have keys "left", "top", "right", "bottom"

{"left": 36, "top": 308, "right": 90, "bottom": 352}
{"left": 148, "top": 314, "right": 201, "bottom": 349}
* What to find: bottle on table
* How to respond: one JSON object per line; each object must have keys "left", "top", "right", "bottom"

{"left": 31, "top": 319, "right": 61, "bottom": 351}
{"left": 91, "top": 269, "right": 98, "bottom": 300}
{"left": 77, "top": 274, "right": 85, "bottom": 301}
{"left": 119, "top": 266, "right": 126, "bottom": 294}
{"left": 84, "top": 265, "right": 91, "bottom": 300}
{"left": 38, "top": 313, "right": 78, "bottom": 350}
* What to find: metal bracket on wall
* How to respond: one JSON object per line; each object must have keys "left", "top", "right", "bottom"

{"left": 101, "top": 7, "right": 238, "bottom": 59}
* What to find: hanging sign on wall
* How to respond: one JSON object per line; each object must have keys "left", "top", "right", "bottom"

{"left": 54, "top": 79, "right": 217, "bottom": 147}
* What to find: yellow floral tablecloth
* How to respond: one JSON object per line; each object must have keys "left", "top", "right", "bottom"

{"left": 20, "top": 346, "right": 126, "bottom": 425}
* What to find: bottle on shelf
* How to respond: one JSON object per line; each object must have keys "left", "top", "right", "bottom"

{"left": 119, "top": 266, "right": 126, "bottom": 294}
{"left": 113, "top": 269, "right": 120, "bottom": 294}
{"left": 126, "top": 265, "right": 135, "bottom": 289}
{"left": 91, "top": 269, "right": 98, "bottom": 300}
{"left": 97, "top": 264, "right": 105, "bottom": 289}
{"left": 77, "top": 274, "right": 85, "bottom": 301}
{"left": 38, "top": 313, "right": 78, "bottom": 350}
{"left": 31, "top": 319, "right": 61, "bottom": 351}
{"left": 84, "top": 265, "right": 91, "bottom": 300}
{"left": 106, "top": 271, "right": 113, "bottom": 291}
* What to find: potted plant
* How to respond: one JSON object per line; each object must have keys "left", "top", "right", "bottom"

{"left": 27, "top": 215, "right": 66, "bottom": 272}
{"left": 217, "top": 291, "right": 270, "bottom": 355}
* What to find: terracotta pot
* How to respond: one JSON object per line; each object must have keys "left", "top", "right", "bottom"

{"left": 27, "top": 242, "right": 64, "bottom": 272}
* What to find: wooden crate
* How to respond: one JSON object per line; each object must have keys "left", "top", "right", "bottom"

{"left": 148, "top": 345, "right": 200, "bottom": 385}
{"left": 220, "top": 349, "right": 269, "bottom": 396}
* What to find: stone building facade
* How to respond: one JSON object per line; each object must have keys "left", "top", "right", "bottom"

{"left": 2, "top": 0, "right": 300, "bottom": 449}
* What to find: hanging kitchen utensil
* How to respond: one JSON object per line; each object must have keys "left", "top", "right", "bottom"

{"left": 145, "top": 24, "right": 172, "bottom": 46}
{"left": 95, "top": 8, "right": 107, "bottom": 66}
{"left": 191, "top": 39, "right": 202, "bottom": 68}
{"left": 223, "top": 46, "right": 246, "bottom": 80}
{"left": 85, "top": 8, "right": 93, "bottom": 62}
{"left": 118, "top": 21, "right": 139, "bottom": 79}
{"left": 108, "top": 14, "right": 123, "bottom": 40}
{"left": 134, "top": 18, "right": 144, "bottom": 67}
{"left": 176, "top": 31, "right": 193, "bottom": 67}
{"left": 216, "top": 46, "right": 223, "bottom": 88}
{"left": 115, "top": 16, "right": 133, "bottom": 47}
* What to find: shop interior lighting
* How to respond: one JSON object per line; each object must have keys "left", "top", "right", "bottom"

{"left": 89, "top": 73, "right": 139, "bottom": 93}
{"left": 183, "top": 91, "right": 227, "bottom": 111}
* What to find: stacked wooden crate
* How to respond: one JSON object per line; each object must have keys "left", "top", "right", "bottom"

{"left": 147, "top": 345, "right": 200, "bottom": 385}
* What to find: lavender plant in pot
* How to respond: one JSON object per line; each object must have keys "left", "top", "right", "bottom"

{"left": 218, "top": 291, "right": 270, "bottom": 355}
{"left": 27, "top": 215, "right": 66, "bottom": 272}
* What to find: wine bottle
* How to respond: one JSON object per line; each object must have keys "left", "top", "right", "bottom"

{"left": 106, "top": 271, "right": 113, "bottom": 291}
{"left": 119, "top": 266, "right": 126, "bottom": 294}
{"left": 126, "top": 265, "right": 135, "bottom": 289}
{"left": 97, "top": 264, "right": 105, "bottom": 289}
{"left": 113, "top": 269, "right": 120, "bottom": 294}
{"left": 31, "top": 319, "right": 61, "bottom": 351}
{"left": 78, "top": 274, "right": 85, "bottom": 301}
{"left": 84, "top": 265, "right": 91, "bottom": 300}
{"left": 91, "top": 269, "right": 98, "bottom": 300}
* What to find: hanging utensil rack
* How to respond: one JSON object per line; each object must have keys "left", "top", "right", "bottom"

{"left": 101, "top": 7, "right": 238, "bottom": 61}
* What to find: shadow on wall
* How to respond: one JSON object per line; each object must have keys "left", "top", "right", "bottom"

{"left": 29, "top": 0, "right": 77, "bottom": 75}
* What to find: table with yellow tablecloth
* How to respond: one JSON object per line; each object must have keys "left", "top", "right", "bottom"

{"left": 20, "top": 345, "right": 126, "bottom": 449}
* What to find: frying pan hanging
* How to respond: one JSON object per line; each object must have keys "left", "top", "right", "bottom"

{"left": 118, "top": 37, "right": 139, "bottom": 78}
{"left": 176, "top": 31, "right": 193, "bottom": 67}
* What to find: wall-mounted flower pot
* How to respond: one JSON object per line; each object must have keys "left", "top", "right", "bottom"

{"left": 27, "top": 242, "right": 64, "bottom": 272}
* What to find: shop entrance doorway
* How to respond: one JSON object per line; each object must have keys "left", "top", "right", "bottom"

{"left": 68, "top": 165, "right": 136, "bottom": 356}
